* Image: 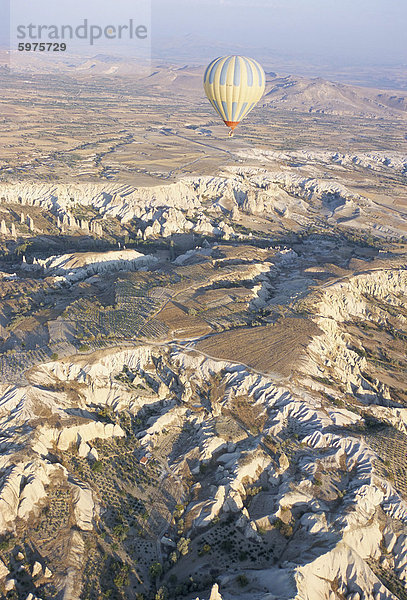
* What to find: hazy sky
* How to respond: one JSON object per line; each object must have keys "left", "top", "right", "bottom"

{"left": 152, "top": 0, "right": 406, "bottom": 65}
{"left": 1, "top": 0, "right": 405, "bottom": 66}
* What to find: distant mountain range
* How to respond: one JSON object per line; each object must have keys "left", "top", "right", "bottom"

{"left": 2, "top": 50, "right": 407, "bottom": 119}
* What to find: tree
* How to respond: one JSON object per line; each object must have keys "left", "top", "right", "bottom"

{"left": 112, "top": 523, "right": 129, "bottom": 541}
{"left": 149, "top": 562, "right": 162, "bottom": 579}
{"left": 177, "top": 537, "right": 190, "bottom": 556}
{"left": 220, "top": 539, "right": 233, "bottom": 552}
{"left": 237, "top": 574, "right": 249, "bottom": 587}
{"left": 15, "top": 241, "right": 32, "bottom": 256}
{"left": 91, "top": 461, "right": 104, "bottom": 473}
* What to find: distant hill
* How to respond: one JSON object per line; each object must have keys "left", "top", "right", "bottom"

{"left": 262, "top": 75, "right": 407, "bottom": 118}
{"left": 2, "top": 50, "right": 407, "bottom": 119}
{"left": 134, "top": 66, "right": 407, "bottom": 118}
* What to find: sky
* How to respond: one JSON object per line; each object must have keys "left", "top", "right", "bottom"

{"left": 152, "top": 0, "right": 407, "bottom": 66}
{"left": 0, "top": 0, "right": 405, "bottom": 67}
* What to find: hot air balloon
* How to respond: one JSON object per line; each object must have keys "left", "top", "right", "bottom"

{"left": 203, "top": 55, "right": 266, "bottom": 136}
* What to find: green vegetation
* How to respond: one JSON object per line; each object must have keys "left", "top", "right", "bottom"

{"left": 91, "top": 460, "right": 104, "bottom": 473}
{"left": 274, "top": 518, "right": 293, "bottom": 538}
{"left": 177, "top": 537, "right": 190, "bottom": 556}
{"left": 149, "top": 561, "right": 163, "bottom": 579}
{"left": 79, "top": 343, "right": 91, "bottom": 352}
{"left": 237, "top": 574, "right": 249, "bottom": 587}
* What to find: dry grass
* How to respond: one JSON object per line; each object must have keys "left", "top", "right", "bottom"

{"left": 226, "top": 395, "right": 267, "bottom": 435}
{"left": 197, "top": 317, "right": 320, "bottom": 376}
{"left": 157, "top": 301, "right": 213, "bottom": 340}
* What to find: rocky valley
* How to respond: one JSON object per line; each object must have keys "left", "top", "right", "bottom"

{"left": 0, "top": 56, "right": 406, "bottom": 600}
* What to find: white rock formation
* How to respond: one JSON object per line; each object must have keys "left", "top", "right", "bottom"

{"left": 36, "top": 249, "right": 157, "bottom": 282}
{"left": 306, "top": 269, "right": 407, "bottom": 398}
{"left": 0, "top": 559, "right": 9, "bottom": 579}
{"left": 195, "top": 584, "right": 223, "bottom": 600}
{"left": 71, "top": 483, "right": 95, "bottom": 531}
{"left": 32, "top": 561, "right": 42, "bottom": 577}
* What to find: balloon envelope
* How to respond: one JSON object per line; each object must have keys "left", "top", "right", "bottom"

{"left": 203, "top": 55, "right": 266, "bottom": 133}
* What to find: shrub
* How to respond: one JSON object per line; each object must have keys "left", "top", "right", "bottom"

{"left": 113, "top": 564, "right": 130, "bottom": 588}
{"left": 112, "top": 524, "right": 129, "bottom": 541}
{"left": 155, "top": 587, "right": 168, "bottom": 600}
{"left": 274, "top": 518, "right": 293, "bottom": 538}
{"left": 237, "top": 574, "right": 249, "bottom": 587}
{"left": 220, "top": 539, "right": 233, "bottom": 552}
{"left": 177, "top": 537, "right": 190, "bottom": 556}
{"left": 199, "top": 543, "right": 211, "bottom": 555}
{"left": 149, "top": 562, "right": 162, "bottom": 579}
{"left": 0, "top": 538, "right": 11, "bottom": 551}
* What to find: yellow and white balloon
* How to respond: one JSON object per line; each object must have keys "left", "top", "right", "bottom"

{"left": 203, "top": 55, "right": 266, "bottom": 136}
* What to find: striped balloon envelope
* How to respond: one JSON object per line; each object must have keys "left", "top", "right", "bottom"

{"left": 203, "top": 55, "right": 266, "bottom": 136}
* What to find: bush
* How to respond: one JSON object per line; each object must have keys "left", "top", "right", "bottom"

{"left": 220, "top": 539, "right": 233, "bottom": 552}
{"left": 112, "top": 524, "right": 129, "bottom": 541}
{"left": 97, "top": 406, "right": 115, "bottom": 424}
{"left": 155, "top": 587, "right": 168, "bottom": 600}
{"left": 91, "top": 461, "right": 104, "bottom": 473}
{"left": 352, "top": 346, "right": 367, "bottom": 358}
{"left": 198, "top": 543, "right": 211, "bottom": 555}
{"left": 149, "top": 562, "right": 162, "bottom": 579}
{"left": 113, "top": 563, "right": 130, "bottom": 589}
{"left": 237, "top": 574, "right": 249, "bottom": 587}
{"left": 177, "top": 537, "right": 190, "bottom": 556}
{"left": 274, "top": 518, "right": 293, "bottom": 538}
{"left": 0, "top": 538, "right": 11, "bottom": 551}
